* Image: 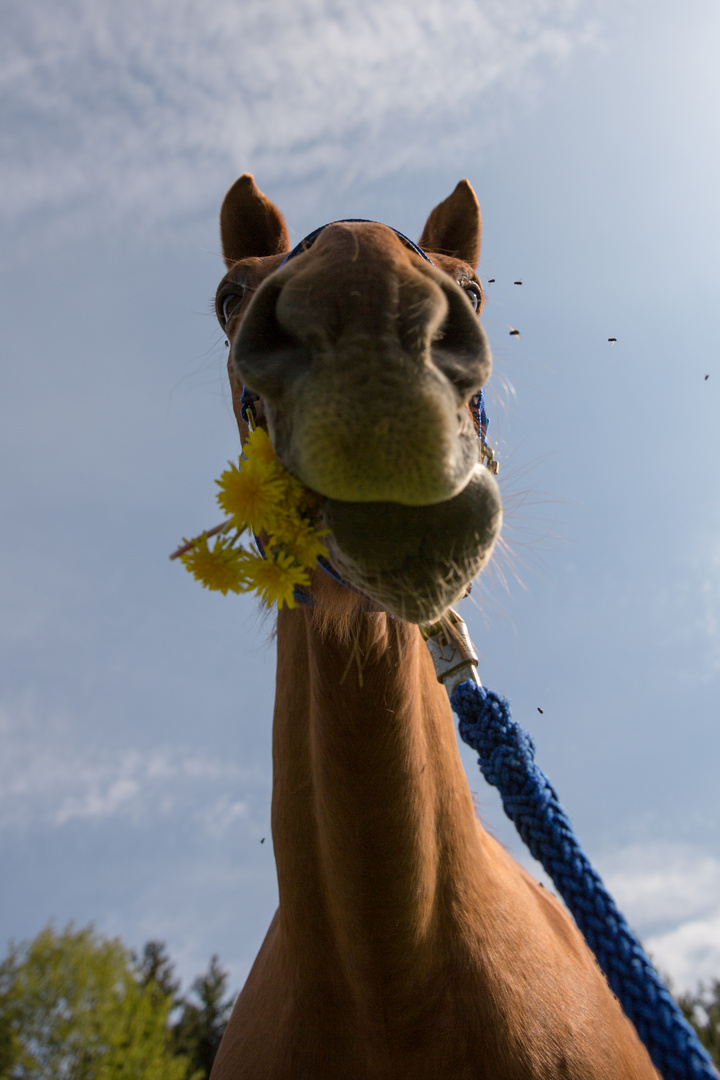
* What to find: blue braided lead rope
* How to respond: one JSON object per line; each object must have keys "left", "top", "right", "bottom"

{"left": 450, "top": 680, "right": 718, "bottom": 1080}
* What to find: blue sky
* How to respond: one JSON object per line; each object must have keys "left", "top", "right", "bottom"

{"left": 2, "top": 0, "right": 719, "bottom": 995}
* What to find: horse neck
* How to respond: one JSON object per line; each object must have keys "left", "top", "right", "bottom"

{"left": 270, "top": 601, "right": 490, "bottom": 995}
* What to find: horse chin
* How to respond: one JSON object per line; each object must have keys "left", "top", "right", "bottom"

{"left": 321, "top": 464, "right": 502, "bottom": 625}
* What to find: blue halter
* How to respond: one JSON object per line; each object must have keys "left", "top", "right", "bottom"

{"left": 279, "top": 218, "right": 433, "bottom": 267}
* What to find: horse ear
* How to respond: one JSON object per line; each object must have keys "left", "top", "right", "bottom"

{"left": 418, "top": 180, "right": 482, "bottom": 268}
{"left": 220, "top": 174, "right": 291, "bottom": 267}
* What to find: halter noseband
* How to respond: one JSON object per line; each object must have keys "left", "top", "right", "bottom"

{"left": 279, "top": 218, "right": 434, "bottom": 267}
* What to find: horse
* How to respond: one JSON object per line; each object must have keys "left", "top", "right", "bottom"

{"left": 208, "top": 174, "right": 658, "bottom": 1079}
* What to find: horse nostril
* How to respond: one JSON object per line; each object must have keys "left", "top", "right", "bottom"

{"left": 231, "top": 279, "right": 311, "bottom": 399}
{"left": 431, "top": 285, "right": 492, "bottom": 398}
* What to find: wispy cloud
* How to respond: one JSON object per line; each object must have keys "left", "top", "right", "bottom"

{"left": 601, "top": 843, "right": 720, "bottom": 930}
{"left": 599, "top": 842, "right": 720, "bottom": 991}
{"left": 646, "top": 913, "right": 720, "bottom": 995}
{"left": 0, "top": 703, "right": 268, "bottom": 836}
{"left": 2, "top": 0, "right": 600, "bottom": 229}
{"left": 658, "top": 523, "right": 720, "bottom": 683}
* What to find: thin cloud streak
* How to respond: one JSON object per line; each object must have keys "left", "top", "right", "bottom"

{"left": 0, "top": 705, "right": 268, "bottom": 834}
{"left": 601, "top": 843, "right": 720, "bottom": 932}
{"left": 599, "top": 843, "right": 720, "bottom": 991}
{"left": 2, "top": 0, "right": 599, "bottom": 228}
{"left": 647, "top": 915, "right": 720, "bottom": 994}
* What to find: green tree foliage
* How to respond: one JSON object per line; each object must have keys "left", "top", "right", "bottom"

{"left": 0, "top": 923, "right": 200, "bottom": 1080}
{"left": 172, "top": 956, "right": 236, "bottom": 1079}
{"left": 3, "top": 922, "right": 718, "bottom": 1076}
{"left": 137, "top": 942, "right": 181, "bottom": 1003}
{"left": 131, "top": 941, "right": 236, "bottom": 1079}
{"left": 679, "top": 980, "right": 720, "bottom": 1066}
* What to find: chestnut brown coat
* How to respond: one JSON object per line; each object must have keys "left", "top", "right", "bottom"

{"left": 208, "top": 175, "right": 658, "bottom": 1080}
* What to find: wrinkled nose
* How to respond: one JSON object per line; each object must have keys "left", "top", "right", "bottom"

{"left": 234, "top": 223, "right": 489, "bottom": 403}
{"left": 230, "top": 223, "right": 492, "bottom": 505}
{"left": 273, "top": 225, "right": 445, "bottom": 356}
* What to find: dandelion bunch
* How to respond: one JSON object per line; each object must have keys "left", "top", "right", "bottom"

{"left": 171, "top": 426, "right": 329, "bottom": 609}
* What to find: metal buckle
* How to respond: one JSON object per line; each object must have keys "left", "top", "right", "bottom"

{"left": 480, "top": 443, "right": 499, "bottom": 475}
{"left": 422, "top": 608, "right": 481, "bottom": 696}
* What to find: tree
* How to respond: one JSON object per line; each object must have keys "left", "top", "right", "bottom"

{"left": 132, "top": 942, "right": 236, "bottom": 1078}
{"left": 0, "top": 923, "right": 199, "bottom": 1080}
{"left": 679, "top": 980, "right": 720, "bottom": 1066}
{"left": 172, "top": 956, "right": 236, "bottom": 1079}
{"left": 138, "top": 941, "right": 181, "bottom": 1002}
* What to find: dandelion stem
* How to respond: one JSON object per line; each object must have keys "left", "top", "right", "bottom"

{"left": 169, "top": 519, "right": 232, "bottom": 560}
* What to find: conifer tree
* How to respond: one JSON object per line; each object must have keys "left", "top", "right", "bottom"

{"left": 172, "top": 955, "right": 236, "bottom": 1078}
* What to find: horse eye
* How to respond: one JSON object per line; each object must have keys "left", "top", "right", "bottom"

{"left": 218, "top": 288, "right": 245, "bottom": 327}
{"left": 463, "top": 284, "right": 482, "bottom": 313}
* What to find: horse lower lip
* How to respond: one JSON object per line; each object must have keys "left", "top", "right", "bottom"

{"left": 320, "top": 464, "right": 502, "bottom": 622}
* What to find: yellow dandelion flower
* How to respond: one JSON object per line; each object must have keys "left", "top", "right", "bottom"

{"left": 176, "top": 426, "right": 332, "bottom": 609}
{"left": 245, "top": 425, "right": 277, "bottom": 466}
{"left": 268, "top": 516, "right": 330, "bottom": 567}
{"left": 215, "top": 456, "right": 285, "bottom": 532}
{"left": 179, "top": 533, "right": 247, "bottom": 595}
{"left": 239, "top": 550, "right": 311, "bottom": 610}
{"left": 276, "top": 469, "right": 307, "bottom": 509}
